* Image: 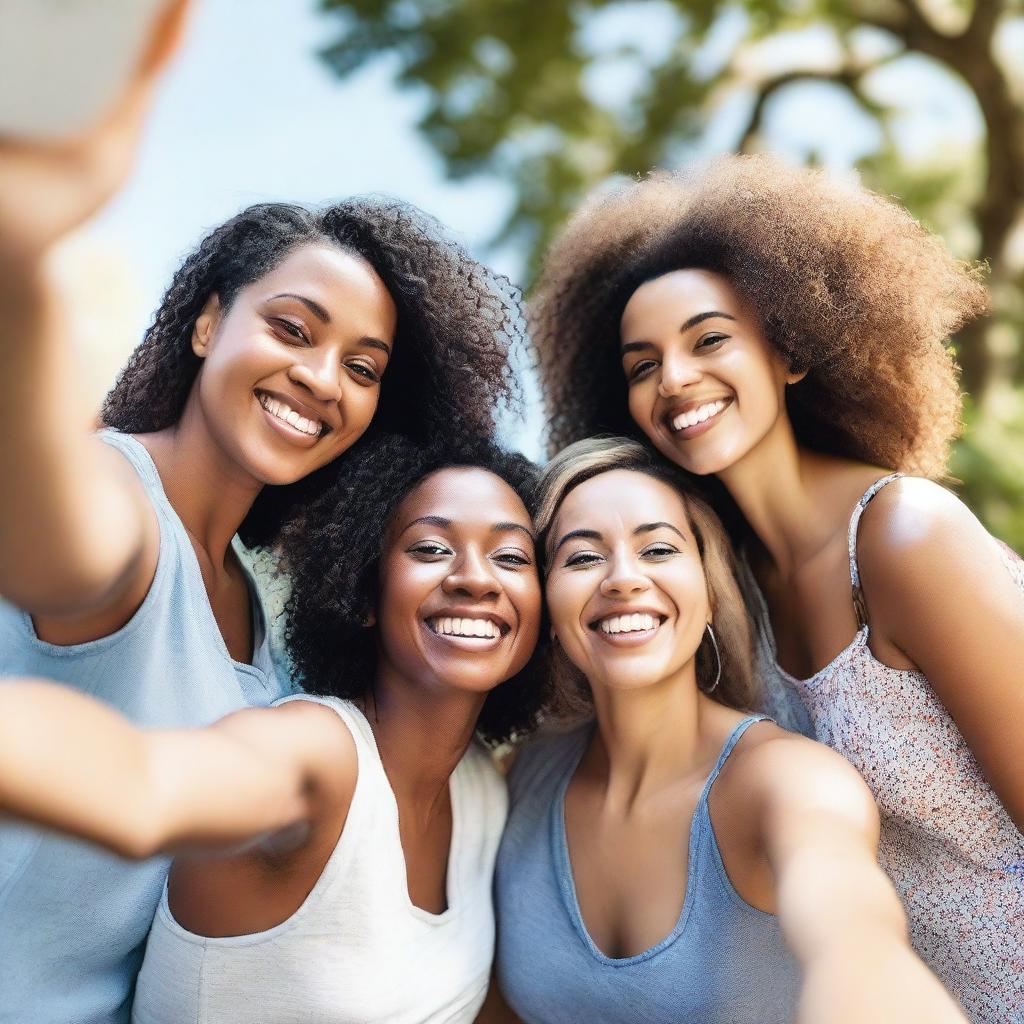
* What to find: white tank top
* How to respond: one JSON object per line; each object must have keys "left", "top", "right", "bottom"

{"left": 132, "top": 695, "right": 509, "bottom": 1024}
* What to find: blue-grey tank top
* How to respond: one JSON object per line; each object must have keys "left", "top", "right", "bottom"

{"left": 0, "top": 431, "right": 289, "bottom": 1024}
{"left": 495, "top": 716, "right": 801, "bottom": 1024}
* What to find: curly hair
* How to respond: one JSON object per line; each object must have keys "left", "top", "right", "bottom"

{"left": 100, "top": 198, "right": 526, "bottom": 545}
{"left": 533, "top": 437, "right": 757, "bottom": 720}
{"left": 532, "top": 155, "right": 989, "bottom": 477}
{"left": 280, "top": 433, "right": 552, "bottom": 747}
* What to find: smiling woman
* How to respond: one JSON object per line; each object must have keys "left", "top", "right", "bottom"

{"left": 489, "top": 437, "right": 967, "bottom": 1024}
{"left": 0, "top": 433, "right": 548, "bottom": 1024}
{"left": 528, "top": 155, "right": 1024, "bottom": 1021}
{"left": 0, "top": 52, "right": 528, "bottom": 1017}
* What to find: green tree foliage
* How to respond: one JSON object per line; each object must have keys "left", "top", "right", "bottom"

{"left": 321, "top": 0, "right": 1024, "bottom": 549}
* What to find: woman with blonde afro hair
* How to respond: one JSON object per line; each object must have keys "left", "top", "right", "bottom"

{"left": 530, "top": 155, "right": 1024, "bottom": 1021}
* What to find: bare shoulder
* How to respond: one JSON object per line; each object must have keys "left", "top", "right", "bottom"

{"left": 854, "top": 476, "right": 1016, "bottom": 631}
{"left": 214, "top": 698, "right": 358, "bottom": 802}
{"left": 856, "top": 477, "right": 998, "bottom": 583}
{"left": 732, "top": 725, "right": 877, "bottom": 829}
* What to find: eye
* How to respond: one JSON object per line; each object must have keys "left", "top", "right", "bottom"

{"left": 564, "top": 550, "right": 604, "bottom": 568}
{"left": 626, "top": 358, "right": 658, "bottom": 382}
{"left": 640, "top": 542, "right": 679, "bottom": 560}
{"left": 494, "top": 548, "right": 533, "bottom": 569}
{"left": 408, "top": 541, "right": 452, "bottom": 560}
{"left": 347, "top": 360, "right": 381, "bottom": 384}
{"left": 271, "top": 318, "right": 309, "bottom": 344}
{"left": 695, "top": 333, "right": 727, "bottom": 350}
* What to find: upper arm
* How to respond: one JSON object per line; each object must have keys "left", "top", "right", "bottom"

{"left": 749, "top": 736, "right": 903, "bottom": 963}
{"left": 145, "top": 700, "right": 358, "bottom": 856}
{"left": 857, "top": 478, "right": 1024, "bottom": 831}
{"left": 30, "top": 440, "right": 161, "bottom": 639}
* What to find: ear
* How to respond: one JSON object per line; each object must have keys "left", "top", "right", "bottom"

{"left": 362, "top": 609, "right": 377, "bottom": 628}
{"left": 191, "top": 294, "right": 222, "bottom": 358}
{"left": 785, "top": 365, "right": 809, "bottom": 386}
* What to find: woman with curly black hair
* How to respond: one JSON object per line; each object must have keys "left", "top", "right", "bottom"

{"left": 530, "top": 154, "right": 1024, "bottom": 1021}
{"left": 0, "top": 434, "right": 548, "bottom": 1023}
{"left": 0, "top": 39, "right": 526, "bottom": 1022}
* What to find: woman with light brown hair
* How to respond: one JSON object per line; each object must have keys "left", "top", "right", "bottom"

{"left": 487, "top": 437, "right": 966, "bottom": 1024}
{"left": 527, "top": 155, "right": 1024, "bottom": 1021}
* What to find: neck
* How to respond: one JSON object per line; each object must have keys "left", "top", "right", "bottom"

{"left": 716, "top": 415, "right": 832, "bottom": 574}
{"left": 139, "top": 394, "right": 263, "bottom": 567}
{"left": 587, "top": 662, "right": 712, "bottom": 809}
{"left": 364, "top": 665, "right": 485, "bottom": 820}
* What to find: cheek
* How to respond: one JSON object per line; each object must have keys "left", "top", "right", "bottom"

{"left": 627, "top": 379, "right": 656, "bottom": 428}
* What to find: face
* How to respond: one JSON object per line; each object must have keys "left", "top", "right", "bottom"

{"left": 546, "top": 469, "right": 709, "bottom": 694}
{"left": 191, "top": 243, "right": 397, "bottom": 485}
{"left": 620, "top": 269, "right": 801, "bottom": 477}
{"left": 375, "top": 467, "right": 541, "bottom": 697}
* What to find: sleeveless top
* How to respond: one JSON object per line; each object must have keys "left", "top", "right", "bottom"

{"left": 132, "top": 695, "right": 509, "bottom": 1024}
{"left": 0, "top": 431, "right": 287, "bottom": 1024}
{"left": 495, "top": 716, "right": 801, "bottom": 1024}
{"left": 746, "top": 473, "right": 1024, "bottom": 1023}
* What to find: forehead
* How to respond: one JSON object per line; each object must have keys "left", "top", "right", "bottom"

{"left": 554, "top": 469, "right": 693, "bottom": 537}
{"left": 394, "top": 467, "right": 531, "bottom": 530}
{"left": 251, "top": 243, "right": 397, "bottom": 333}
{"left": 620, "top": 268, "right": 744, "bottom": 336}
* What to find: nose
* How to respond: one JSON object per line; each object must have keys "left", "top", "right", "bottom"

{"left": 657, "top": 348, "right": 702, "bottom": 399}
{"left": 442, "top": 547, "right": 500, "bottom": 601}
{"left": 287, "top": 347, "right": 343, "bottom": 404}
{"left": 599, "top": 547, "right": 650, "bottom": 598}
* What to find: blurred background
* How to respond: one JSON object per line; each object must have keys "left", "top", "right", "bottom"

{"left": 66, "top": 0, "right": 1023, "bottom": 550}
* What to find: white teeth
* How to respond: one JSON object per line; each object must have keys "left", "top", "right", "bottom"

{"left": 259, "top": 393, "right": 322, "bottom": 436}
{"left": 599, "top": 613, "right": 657, "bottom": 635}
{"left": 430, "top": 617, "right": 500, "bottom": 638}
{"left": 671, "top": 399, "right": 727, "bottom": 432}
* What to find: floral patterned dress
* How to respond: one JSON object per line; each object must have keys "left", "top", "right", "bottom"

{"left": 747, "top": 474, "right": 1024, "bottom": 1023}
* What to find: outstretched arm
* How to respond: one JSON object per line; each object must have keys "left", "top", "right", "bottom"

{"left": 752, "top": 736, "right": 967, "bottom": 1024}
{"left": 859, "top": 478, "right": 1024, "bottom": 833}
{"left": 0, "top": 1, "right": 188, "bottom": 618}
{"left": 0, "top": 679, "right": 353, "bottom": 859}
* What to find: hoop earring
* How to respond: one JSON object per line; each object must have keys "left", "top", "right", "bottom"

{"left": 701, "top": 622, "right": 722, "bottom": 694}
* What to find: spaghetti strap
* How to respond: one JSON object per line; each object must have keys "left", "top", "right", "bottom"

{"left": 847, "top": 473, "right": 903, "bottom": 628}
{"left": 701, "top": 714, "right": 770, "bottom": 799}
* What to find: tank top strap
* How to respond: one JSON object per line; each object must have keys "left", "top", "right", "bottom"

{"left": 699, "top": 714, "right": 770, "bottom": 804}
{"left": 847, "top": 473, "right": 903, "bottom": 628}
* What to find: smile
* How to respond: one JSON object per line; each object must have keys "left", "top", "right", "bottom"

{"left": 589, "top": 611, "right": 666, "bottom": 647}
{"left": 257, "top": 390, "right": 326, "bottom": 439}
{"left": 423, "top": 613, "right": 510, "bottom": 651}
{"left": 427, "top": 616, "right": 504, "bottom": 639}
{"left": 668, "top": 397, "right": 732, "bottom": 437}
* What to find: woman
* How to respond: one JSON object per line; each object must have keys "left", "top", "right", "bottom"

{"left": 0, "top": 33, "right": 526, "bottom": 1023}
{"left": 0, "top": 435, "right": 548, "bottom": 1024}
{"left": 529, "top": 156, "right": 1024, "bottom": 1020}
{"left": 491, "top": 437, "right": 965, "bottom": 1024}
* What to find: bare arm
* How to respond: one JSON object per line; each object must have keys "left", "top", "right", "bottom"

{"left": 0, "top": 0, "right": 188, "bottom": 617}
{"left": 0, "top": 679, "right": 355, "bottom": 859}
{"left": 859, "top": 478, "right": 1024, "bottom": 832}
{"left": 751, "top": 736, "right": 967, "bottom": 1024}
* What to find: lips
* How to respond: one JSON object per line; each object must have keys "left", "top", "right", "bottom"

{"left": 255, "top": 388, "right": 335, "bottom": 441}
{"left": 661, "top": 396, "right": 733, "bottom": 442}
{"left": 422, "top": 610, "right": 511, "bottom": 650}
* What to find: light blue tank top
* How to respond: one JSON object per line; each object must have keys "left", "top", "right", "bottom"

{"left": 0, "top": 431, "right": 289, "bottom": 1024}
{"left": 495, "top": 716, "right": 801, "bottom": 1024}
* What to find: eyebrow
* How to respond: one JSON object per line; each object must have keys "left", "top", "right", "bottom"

{"left": 552, "top": 521, "right": 686, "bottom": 555}
{"left": 269, "top": 292, "right": 392, "bottom": 357}
{"left": 621, "top": 310, "right": 737, "bottom": 354}
{"left": 400, "top": 515, "right": 534, "bottom": 540}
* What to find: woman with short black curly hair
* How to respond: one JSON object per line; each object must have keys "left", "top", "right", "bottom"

{"left": 0, "top": 49, "right": 528, "bottom": 1018}
{"left": 530, "top": 154, "right": 1024, "bottom": 1021}
{"left": 0, "top": 434, "right": 548, "bottom": 1023}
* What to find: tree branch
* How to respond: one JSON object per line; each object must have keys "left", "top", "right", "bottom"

{"left": 736, "top": 66, "right": 880, "bottom": 152}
